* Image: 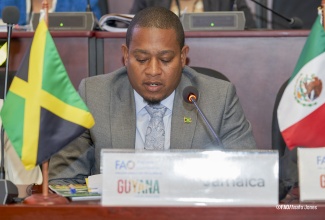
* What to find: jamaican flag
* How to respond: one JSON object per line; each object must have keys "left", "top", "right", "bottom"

{"left": 0, "top": 20, "right": 95, "bottom": 170}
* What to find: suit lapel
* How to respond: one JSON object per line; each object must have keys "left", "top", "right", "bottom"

{"left": 170, "top": 73, "right": 198, "bottom": 149}
{"left": 110, "top": 75, "right": 136, "bottom": 149}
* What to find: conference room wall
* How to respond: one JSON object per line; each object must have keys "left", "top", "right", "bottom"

{"left": 96, "top": 31, "right": 307, "bottom": 149}
{"left": 0, "top": 32, "right": 95, "bottom": 90}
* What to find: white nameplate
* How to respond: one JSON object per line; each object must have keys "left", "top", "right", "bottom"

{"left": 101, "top": 150, "right": 278, "bottom": 206}
{"left": 298, "top": 147, "right": 325, "bottom": 202}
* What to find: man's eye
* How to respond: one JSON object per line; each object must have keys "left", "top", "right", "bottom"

{"left": 161, "top": 59, "right": 171, "bottom": 63}
{"left": 136, "top": 59, "right": 147, "bottom": 63}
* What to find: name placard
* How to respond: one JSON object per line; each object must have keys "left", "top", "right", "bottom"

{"left": 101, "top": 150, "right": 278, "bottom": 206}
{"left": 298, "top": 147, "right": 325, "bottom": 202}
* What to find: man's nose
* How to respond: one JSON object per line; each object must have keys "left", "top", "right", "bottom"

{"left": 146, "top": 58, "right": 161, "bottom": 76}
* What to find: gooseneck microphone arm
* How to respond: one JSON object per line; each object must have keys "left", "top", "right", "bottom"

{"left": 250, "top": 0, "right": 303, "bottom": 29}
{"left": 250, "top": 0, "right": 287, "bottom": 21}
{"left": 190, "top": 97, "right": 223, "bottom": 147}
{"left": 183, "top": 86, "right": 223, "bottom": 148}
{"left": 1, "top": 6, "right": 20, "bottom": 180}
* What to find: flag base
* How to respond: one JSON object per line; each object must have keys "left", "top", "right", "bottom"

{"left": 23, "top": 193, "right": 69, "bottom": 205}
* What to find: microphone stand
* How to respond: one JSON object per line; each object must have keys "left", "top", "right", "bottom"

{"left": 0, "top": 20, "right": 14, "bottom": 181}
{"left": 250, "top": 0, "right": 302, "bottom": 29}
{"left": 189, "top": 97, "right": 223, "bottom": 148}
{"left": 0, "top": 7, "right": 19, "bottom": 205}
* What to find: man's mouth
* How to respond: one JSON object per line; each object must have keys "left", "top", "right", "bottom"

{"left": 145, "top": 82, "right": 163, "bottom": 92}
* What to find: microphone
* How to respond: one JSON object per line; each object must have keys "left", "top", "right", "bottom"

{"left": 0, "top": 6, "right": 19, "bottom": 204}
{"left": 182, "top": 86, "right": 223, "bottom": 148}
{"left": 250, "top": 0, "right": 303, "bottom": 29}
{"left": 2, "top": 6, "right": 20, "bottom": 25}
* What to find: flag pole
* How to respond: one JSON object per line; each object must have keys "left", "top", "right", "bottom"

{"left": 41, "top": 0, "right": 49, "bottom": 199}
{"left": 42, "top": 0, "right": 49, "bottom": 25}
{"left": 23, "top": 0, "right": 68, "bottom": 205}
{"left": 321, "top": 0, "right": 325, "bottom": 29}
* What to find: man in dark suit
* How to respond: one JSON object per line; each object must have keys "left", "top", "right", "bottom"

{"left": 49, "top": 6, "right": 256, "bottom": 184}
{"left": 129, "top": 0, "right": 256, "bottom": 29}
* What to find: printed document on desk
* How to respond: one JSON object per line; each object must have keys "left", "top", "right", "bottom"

{"left": 49, "top": 184, "right": 101, "bottom": 201}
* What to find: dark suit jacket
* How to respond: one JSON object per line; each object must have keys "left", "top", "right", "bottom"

{"left": 130, "top": 0, "right": 256, "bottom": 29}
{"left": 49, "top": 66, "right": 256, "bottom": 184}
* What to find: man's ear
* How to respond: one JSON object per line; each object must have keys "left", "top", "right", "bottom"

{"left": 181, "top": 45, "right": 189, "bottom": 67}
{"left": 121, "top": 44, "right": 129, "bottom": 66}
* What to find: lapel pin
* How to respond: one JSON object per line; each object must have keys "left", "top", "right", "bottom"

{"left": 184, "top": 117, "right": 192, "bottom": 123}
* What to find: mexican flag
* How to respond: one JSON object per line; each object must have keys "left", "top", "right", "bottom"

{"left": 0, "top": 19, "right": 95, "bottom": 170}
{"left": 277, "top": 16, "right": 325, "bottom": 150}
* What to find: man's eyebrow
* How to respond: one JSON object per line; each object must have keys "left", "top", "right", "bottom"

{"left": 132, "top": 49, "right": 175, "bottom": 56}
{"left": 132, "top": 49, "right": 149, "bottom": 54}
{"left": 157, "top": 50, "right": 175, "bottom": 56}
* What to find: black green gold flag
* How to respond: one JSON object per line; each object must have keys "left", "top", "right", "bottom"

{"left": 0, "top": 20, "right": 95, "bottom": 170}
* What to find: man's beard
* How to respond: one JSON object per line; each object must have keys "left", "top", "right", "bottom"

{"left": 144, "top": 98, "right": 161, "bottom": 106}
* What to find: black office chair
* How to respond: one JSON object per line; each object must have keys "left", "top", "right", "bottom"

{"left": 190, "top": 66, "right": 230, "bottom": 82}
{"left": 271, "top": 78, "right": 300, "bottom": 201}
{"left": 271, "top": 78, "right": 289, "bottom": 157}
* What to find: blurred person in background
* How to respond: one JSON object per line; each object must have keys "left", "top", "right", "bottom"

{"left": 0, "top": 0, "right": 107, "bottom": 26}
{"left": 129, "top": 0, "right": 256, "bottom": 29}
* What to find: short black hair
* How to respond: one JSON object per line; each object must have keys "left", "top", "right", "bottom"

{"left": 126, "top": 6, "right": 185, "bottom": 49}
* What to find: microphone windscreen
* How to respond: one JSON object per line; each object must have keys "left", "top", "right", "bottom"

{"left": 182, "top": 86, "right": 199, "bottom": 103}
{"left": 289, "top": 17, "right": 303, "bottom": 29}
{"left": 2, "top": 6, "right": 20, "bottom": 24}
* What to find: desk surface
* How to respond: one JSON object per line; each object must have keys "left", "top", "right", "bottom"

{"left": 1, "top": 203, "right": 324, "bottom": 220}
{"left": 1, "top": 185, "right": 323, "bottom": 220}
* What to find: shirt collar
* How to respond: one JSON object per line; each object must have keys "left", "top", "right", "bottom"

{"left": 134, "top": 90, "right": 175, "bottom": 114}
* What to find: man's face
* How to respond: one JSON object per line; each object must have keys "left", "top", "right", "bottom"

{"left": 122, "top": 27, "right": 189, "bottom": 103}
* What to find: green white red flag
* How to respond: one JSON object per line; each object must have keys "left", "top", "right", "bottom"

{"left": 277, "top": 16, "right": 325, "bottom": 150}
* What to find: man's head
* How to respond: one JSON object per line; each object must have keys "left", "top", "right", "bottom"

{"left": 122, "top": 6, "right": 189, "bottom": 104}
